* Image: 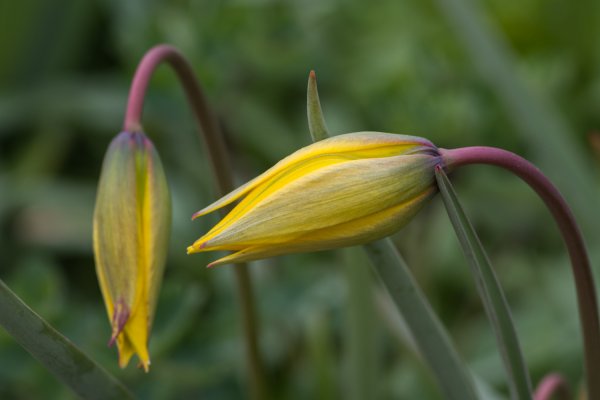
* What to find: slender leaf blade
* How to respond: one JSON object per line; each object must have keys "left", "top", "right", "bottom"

{"left": 0, "top": 279, "right": 134, "bottom": 400}
{"left": 364, "top": 239, "right": 479, "bottom": 400}
{"left": 435, "top": 167, "right": 532, "bottom": 399}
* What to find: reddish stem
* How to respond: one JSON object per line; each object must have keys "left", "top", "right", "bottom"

{"left": 124, "top": 44, "right": 233, "bottom": 196}
{"left": 442, "top": 146, "right": 600, "bottom": 400}
{"left": 533, "top": 373, "right": 570, "bottom": 400}
{"left": 124, "top": 45, "right": 265, "bottom": 400}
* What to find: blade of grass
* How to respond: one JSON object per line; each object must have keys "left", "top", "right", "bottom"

{"left": 364, "top": 239, "right": 479, "bottom": 400}
{"left": 343, "top": 248, "right": 377, "bottom": 400}
{"left": 0, "top": 279, "right": 134, "bottom": 400}
{"left": 435, "top": 166, "right": 532, "bottom": 399}
{"left": 374, "top": 289, "right": 504, "bottom": 400}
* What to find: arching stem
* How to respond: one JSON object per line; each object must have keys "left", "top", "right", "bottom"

{"left": 124, "top": 44, "right": 266, "bottom": 400}
{"left": 441, "top": 146, "right": 599, "bottom": 400}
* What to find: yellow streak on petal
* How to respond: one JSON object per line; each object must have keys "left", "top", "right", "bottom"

{"left": 200, "top": 154, "right": 436, "bottom": 251}
{"left": 116, "top": 334, "right": 134, "bottom": 369}
{"left": 120, "top": 308, "right": 150, "bottom": 371}
{"left": 204, "top": 187, "right": 435, "bottom": 266}
{"left": 200, "top": 143, "right": 420, "bottom": 244}
{"left": 191, "top": 132, "right": 431, "bottom": 219}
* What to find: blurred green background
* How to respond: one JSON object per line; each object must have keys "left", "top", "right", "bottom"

{"left": 1, "top": 0, "right": 599, "bottom": 398}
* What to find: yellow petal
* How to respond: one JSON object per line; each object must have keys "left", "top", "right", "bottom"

{"left": 198, "top": 154, "right": 436, "bottom": 248}
{"left": 191, "top": 131, "right": 434, "bottom": 221}
{"left": 189, "top": 131, "right": 440, "bottom": 266}
{"left": 93, "top": 131, "right": 170, "bottom": 370}
{"left": 205, "top": 187, "right": 435, "bottom": 266}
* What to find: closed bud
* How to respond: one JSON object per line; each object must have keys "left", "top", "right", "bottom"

{"left": 188, "top": 132, "right": 440, "bottom": 266}
{"left": 93, "top": 131, "right": 171, "bottom": 371}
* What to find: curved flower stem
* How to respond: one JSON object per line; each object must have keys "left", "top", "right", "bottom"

{"left": 533, "top": 373, "right": 570, "bottom": 400}
{"left": 441, "top": 146, "right": 600, "bottom": 400}
{"left": 124, "top": 45, "right": 265, "bottom": 399}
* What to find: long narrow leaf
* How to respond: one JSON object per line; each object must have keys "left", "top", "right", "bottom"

{"left": 435, "top": 167, "right": 532, "bottom": 399}
{"left": 374, "top": 289, "right": 504, "bottom": 400}
{"left": 0, "top": 279, "right": 134, "bottom": 400}
{"left": 343, "top": 248, "right": 377, "bottom": 400}
{"left": 364, "top": 240, "right": 479, "bottom": 400}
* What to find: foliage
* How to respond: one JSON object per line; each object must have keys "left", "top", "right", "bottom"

{"left": 1, "top": 0, "right": 599, "bottom": 398}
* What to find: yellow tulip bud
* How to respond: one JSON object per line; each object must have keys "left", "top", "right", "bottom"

{"left": 93, "top": 131, "right": 171, "bottom": 371}
{"left": 188, "top": 132, "right": 440, "bottom": 266}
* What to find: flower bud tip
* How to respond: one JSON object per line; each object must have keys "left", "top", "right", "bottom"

{"left": 108, "top": 300, "right": 130, "bottom": 347}
{"left": 139, "top": 360, "right": 151, "bottom": 373}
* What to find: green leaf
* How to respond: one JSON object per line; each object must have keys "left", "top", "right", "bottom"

{"left": 435, "top": 167, "right": 532, "bottom": 399}
{"left": 342, "top": 248, "right": 377, "bottom": 400}
{"left": 306, "top": 71, "right": 330, "bottom": 142}
{"left": 0, "top": 279, "right": 134, "bottom": 400}
{"left": 364, "top": 240, "right": 479, "bottom": 400}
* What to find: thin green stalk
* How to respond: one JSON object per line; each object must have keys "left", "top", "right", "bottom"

{"left": 442, "top": 146, "right": 600, "bottom": 400}
{"left": 435, "top": 167, "right": 532, "bottom": 399}
{"left": 364, "top": 240, "right": 478, "bottom": 400}
{"left": 343, "top": 248, "right": 377, "bottom": 400}
{"left": 124, "top": 44, "right": 265, "bottom": 400}
{"left": 0, "top": 280, "right": 133, "bottom": 400}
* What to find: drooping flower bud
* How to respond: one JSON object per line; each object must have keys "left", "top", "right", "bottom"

{"left": 188, "top": 132, "right": 441, "bottom": 266}
{"left": 93, "top": 131, "right": 171, "bottom": 371}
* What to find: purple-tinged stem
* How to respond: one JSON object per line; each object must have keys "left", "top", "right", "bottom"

{"left": 533, "top": 373, "right": 570, "bottom": 400}
{"left": 441, "top": 146, "right": 599, "bottom": 400}
{"left": 124, "top": 45, "right": 233, "bottom": 195}
{"left": 124, "top": 45, "right": 265, "bottom": 400}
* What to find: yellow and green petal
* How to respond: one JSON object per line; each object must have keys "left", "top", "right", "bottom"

{"left": 189, "top": 132, "right": 440, "bottom": 266}
{"left": 93, "top": 131, "right": 171, "bottom": 371}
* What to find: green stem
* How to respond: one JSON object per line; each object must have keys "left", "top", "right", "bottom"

{"left": 124, "top": 44, "right": 266, "bottom": 400}
{"left": 442, "top": 146, "right": 600, "bottom": 400}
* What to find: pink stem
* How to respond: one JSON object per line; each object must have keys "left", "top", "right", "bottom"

{"left": 123, "top": 45, "right": 265, "bottom": 400}
{"left": 442, "top": 146, "right": 600, "bottom": 400}
{"left": 533, "top": 373, "right": 570, "bottom": 400}
{"left": 123, "top": 44, "right": 233, "bottom": 196}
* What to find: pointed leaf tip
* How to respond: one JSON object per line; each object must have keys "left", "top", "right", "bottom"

{"left": 307, "top": 71, "right": 330, "bottom": 141}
